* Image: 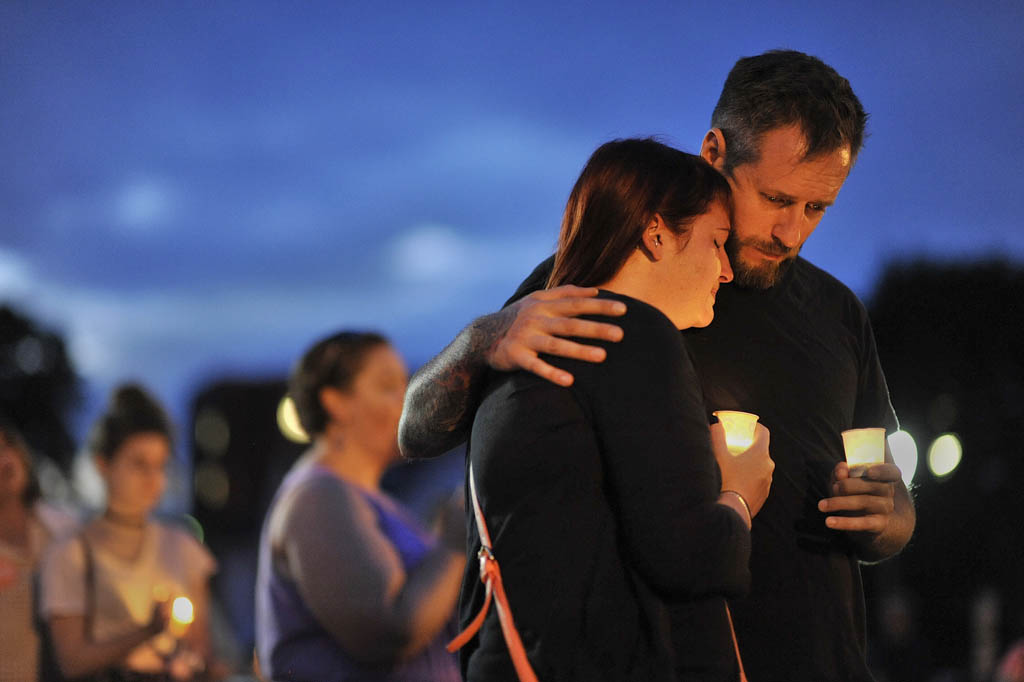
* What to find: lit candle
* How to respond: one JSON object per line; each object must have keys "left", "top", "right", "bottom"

{"left": 841, "top": 427, "right": 886, "bottom": 477}
{"left": 169, "top": 596, "right": 195, "bottom": 639}
{"left": 713, "top": 410, "right": 760, "bottom": 455}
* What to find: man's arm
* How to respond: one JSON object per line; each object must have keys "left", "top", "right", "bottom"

{"left": 397, "top": 306, "right": 516, "bottom": 460}
{"left": 398, "top": 286, "right": 627, "bottom": 460}
{"left": 818, "top": 447, "right": 916, "bottom": 562}
{"left": 820, "top": 303, "right": 916, "bottom": 561}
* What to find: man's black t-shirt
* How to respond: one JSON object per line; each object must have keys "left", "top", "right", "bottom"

{"left": 505, "top": 255, "right": 898, "bottom": 682}
{"left": 461, "top": 291, "right": 751, "bottom": 682}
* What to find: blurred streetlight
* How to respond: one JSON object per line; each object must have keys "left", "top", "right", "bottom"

{"left": 887, "top": 430, "right": 918, "bottom": 485}
{"left": 276, "top": 395, "right": 309, "bottom": 444}
{"left": 927, "top": 433, "right": 962, "bottom": 479}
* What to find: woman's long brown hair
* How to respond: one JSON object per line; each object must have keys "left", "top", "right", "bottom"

{"left": 547, "top": 138, "right": 730, "bottom": 289}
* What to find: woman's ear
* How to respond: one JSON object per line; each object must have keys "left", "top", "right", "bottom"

{"left": 319, "top": 386, "right": 351, "bottom": 424}
{"left": 700, "top": 128, "right": 728, "bottom": 171}
{"left": 93, "top": 453, "right": 109, "bottom": 478}
{"left": 639, "top": 214, "right": 666, "bottom": 260}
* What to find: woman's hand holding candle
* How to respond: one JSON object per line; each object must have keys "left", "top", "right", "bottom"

{"left": 712, "top": 422, "right": 774, "bottom": 522}
{"left": 146, "top": 599, "right": 172, "bottom": 637}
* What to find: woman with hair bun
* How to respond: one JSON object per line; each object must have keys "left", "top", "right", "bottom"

{"left": 40, "top": 384, "right": 220, "bottom": 681}
{"left": 255, "top": 331, "right": 464, "bottom": 682}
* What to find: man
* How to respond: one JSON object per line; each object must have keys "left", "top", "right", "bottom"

{"left": 399, "top": 50, "right": 915, "bottom": 682}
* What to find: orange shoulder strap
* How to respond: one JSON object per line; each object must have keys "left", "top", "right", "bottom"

{"left": 726, "top": 603, "right": 748, "bottom": 681}
{"left": 447, "top": 463, "right": 539, "bottom": 682}
{"left": 448, "top": 464, "right": 748, "bottom": 682}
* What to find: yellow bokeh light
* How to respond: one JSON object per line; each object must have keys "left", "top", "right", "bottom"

{"left": 277, "top": 395, "right": 310, "bottom": 444}
{"left": 927, "top": 433, "right": 962, "bottom": 479}
{"left": 194, "top": 407, "right": 230, "bottom": 458}
{"left": 194, "top": 461, "right": 231, "bottom": 510}
{"left": 887, "top": 430, "right": 918, "bottom": 485}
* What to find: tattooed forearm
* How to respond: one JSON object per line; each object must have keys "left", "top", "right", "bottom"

{"left": 398, "top": 307, "right": 518, "bottom": 460}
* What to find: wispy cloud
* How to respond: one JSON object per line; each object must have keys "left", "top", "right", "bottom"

{"left": 0, "top": 214, "right": 548, "bottom": 418}
{"left": 113, "top": 178, "right": 178, "bottom": 233}
{"left": 0, "top": 249, "right": 33, "bottom": 297}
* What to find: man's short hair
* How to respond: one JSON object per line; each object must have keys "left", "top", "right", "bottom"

{"left": 711, "top": 49, "right": 868, "bottom": 173}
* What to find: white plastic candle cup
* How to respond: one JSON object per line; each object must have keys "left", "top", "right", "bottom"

{"left": 713, "top": 410, "right": 760, "bottom": 455}
{"left": 841, "top": 427, "right": 886, "bottom": 477}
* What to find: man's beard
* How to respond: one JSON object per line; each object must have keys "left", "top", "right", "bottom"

{"left": 725, "top": 236, "right": 798, "bottom": 289}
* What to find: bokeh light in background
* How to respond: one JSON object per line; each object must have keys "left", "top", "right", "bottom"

{"left": 927, "top": 433, "right": 963, "bottom": 479}
{"left": 276, "top": 395, "right": 310, "bottom": 444}
{"left": 181, "top": 513, "right": 206, "bottom": 544}
{"left": 194, "top": 460, "right": 231, "bottom": 511}
{"left": 887, "top": 429, "right": 918, "bottom": 486}
{"left": 194, "top": 407, "right": 231, "bottom": 459}
{"left": 193, "top": 406, "right": 233, "bottom": 510}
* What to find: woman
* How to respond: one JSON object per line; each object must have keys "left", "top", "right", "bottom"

{"left": 459, "top": 138, "right": 774, "bottom": 681}
{"left": 40, "top": 385, "right": 219, "bottom": 681}
{"left": 0, "top": 419, "right": 78, "bottom": 682}
{"left": 255, "top": 331, "right": 465, "bottom": 682}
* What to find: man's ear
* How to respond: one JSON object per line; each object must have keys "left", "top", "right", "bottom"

{"left": 93, "top": 453, "right": 108, "bottom": 477}
{"left": 700, "top": 128, "right": 728, "bottom": 171}
{"left": 319, "top": 386, "right": 351, "bottom": 424}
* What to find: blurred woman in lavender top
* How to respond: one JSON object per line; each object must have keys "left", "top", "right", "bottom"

{"left": 255, "top": 331, "right": 464, "bottom": 682}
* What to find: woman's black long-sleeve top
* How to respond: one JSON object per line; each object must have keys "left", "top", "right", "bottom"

{"left": 460, "top": 291, "right": 751, "bottom": 682}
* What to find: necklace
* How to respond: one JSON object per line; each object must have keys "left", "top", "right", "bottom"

{"left": 102, "top": 508, "right": 147, "bottom": 529}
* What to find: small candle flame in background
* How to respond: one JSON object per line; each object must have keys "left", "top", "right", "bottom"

{"left": 169, "top": 596, "right": 194, "bottom": 638}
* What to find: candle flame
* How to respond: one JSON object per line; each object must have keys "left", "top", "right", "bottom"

{"left": 713, "top": 410, "right": 760, "bottom": 456}
{"left": 841, "top": 427, "right": 886, "bottom": 477}
{"left": 171, "top": 597, "right": 194, "bottom": 625}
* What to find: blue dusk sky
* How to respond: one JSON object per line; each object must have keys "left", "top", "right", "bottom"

{"left": 2, "top": 1, "right": 1023, "bottom": 436}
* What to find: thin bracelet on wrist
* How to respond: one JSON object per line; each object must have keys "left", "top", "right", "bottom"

{"left": 721, "top": 490, "right": 752, "bottom": 527}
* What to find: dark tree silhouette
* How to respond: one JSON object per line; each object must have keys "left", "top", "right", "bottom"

{"left": 865, "top": 259, "right": 1024, "bottom": 673}
{"left": 0, "top": 305, "right": 79, "bottom": 472}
